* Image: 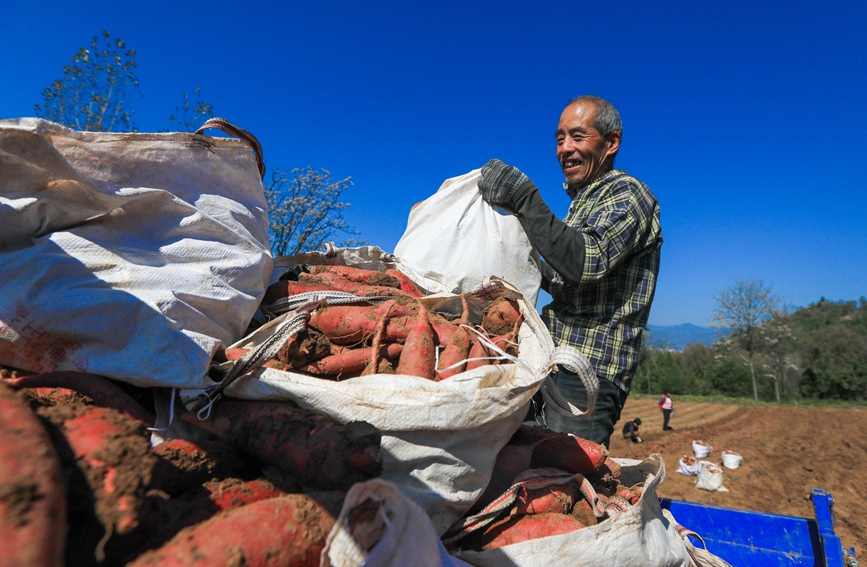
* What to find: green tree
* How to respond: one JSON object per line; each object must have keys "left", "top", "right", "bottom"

{"left": 648, "top": 351, "right": 687, "bottom": 395}
{"left": 264, "top": 167, "right": 363, "bottom": 256}
{"left": 799, "top": 325, "right": 867, "bottom": 400}
{"left": 711, "top": 279, "right": 780, "bottom": 401}
{"left": 34, "top": 30, "right": 140, "bottom": 132}
{"left": 706, "top": 356, "right": 753, "bottom": 397}
{"left": 675, "top": 342, "right": 715, "bottom": 394}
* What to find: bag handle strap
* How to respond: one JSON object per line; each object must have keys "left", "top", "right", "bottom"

{"left": 195, "top": 117, "right": 266, "bottom": 180}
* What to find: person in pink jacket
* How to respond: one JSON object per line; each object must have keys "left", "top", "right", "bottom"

{"left": 658, "top": 391, "right": 674, "bottom": 431}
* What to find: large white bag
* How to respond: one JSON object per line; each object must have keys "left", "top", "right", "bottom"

{"left": 322, "top": 456, "right": 730, "bottom": 567}
{"left": 393, "top": 169, "right": 543, "bottom": 306}
{"left": 0, "top": 118, "right": 272, "bottom": 391}
{"left": 205, "top": 248, "right": 594, "bottom": 535}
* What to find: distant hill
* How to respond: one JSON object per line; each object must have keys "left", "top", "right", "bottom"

{"left": 645, "top": 324, "right": 723, "bottom": 350}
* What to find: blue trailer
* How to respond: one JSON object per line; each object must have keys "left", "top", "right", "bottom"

{"left": 659, "top": 489, "right": 859, "bottom": 566}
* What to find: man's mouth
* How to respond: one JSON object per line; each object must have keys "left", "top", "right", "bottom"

{"left": 562, "top": 159, "right": 582, "bottom": 170}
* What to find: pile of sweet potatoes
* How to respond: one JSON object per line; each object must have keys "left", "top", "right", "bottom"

{"left": 0, "top": 370, "right": 369, "bottom": 566}
{"left": 444, "top": 425, "right": 645, "bottom": 552}
{"left": 231, "top": 264, "right": 525, "bottom": 381}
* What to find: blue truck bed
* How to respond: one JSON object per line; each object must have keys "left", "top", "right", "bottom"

{"left": 659, "top": 489, "right": 858, "bottom": 566}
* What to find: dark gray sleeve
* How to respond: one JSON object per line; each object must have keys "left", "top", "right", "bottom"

{"left": 509, "top": 180, "right": 586, "bottom": 286}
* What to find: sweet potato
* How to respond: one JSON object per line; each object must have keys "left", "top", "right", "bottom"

{"left": 37, "top": 402, "right": 159, "bottom": 564}
{"left": 180, "top": 399, "right": 381, "bottom": 490}
{"left": 3, "top": 371, "right": 156, "bottom": 427}
{"left": 127, "top": 494, "right": 336, "bottom": 567}
{"left": 150, "top": 437, "right": 256, "bottom": 497}
{"left": 464, "top": 335, "right": 493, "bottom": 371}
{"left": 514, "top": 480, "right": 581, "bottom": 516}
{"left": 308, "top": 304, "right": 404, "bottom": 345}
{"left": 303, "top": 343, "right": 403, "bottom": 376}
{"left": 530, "top": 432, "right": 608, "bottom": 475}
{"left": 615, "top": 485, "right": 643, "bottom": 506}
{"left": 298, "top": 272, "right": 410, "bottom": 297}
{"left": 385, "top": 268, "right": 425, "bottom": 297}
{"left": 481, "top": 297, "right": 522, "bottom": 337}
{"left": 436, "top": 326, "right": 472, "bottom": 380}
{"left": 310, "top": 264, "right": 401, "bottom": 288}
{"left": 395, "top": 305, "right": 436, "bottom": 379}
{"left": 475, "top": 512, "right": 584, "bottom": 550}
{"left": 20, "top": 386, "right": 82, "bottom": 407}
{"left": 0, "top": 382, "right": 66, "bottom": 567}
{"left": 134, "top": 477, "right": 292, "bottom": 557}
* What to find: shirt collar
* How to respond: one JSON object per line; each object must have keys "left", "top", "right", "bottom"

{"left": 564, "top": 169, "right": 626, "bottom": 199}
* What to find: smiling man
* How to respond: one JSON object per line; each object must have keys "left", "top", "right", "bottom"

{"left": 478, "top": 95, "right": 662, "bottom": 448}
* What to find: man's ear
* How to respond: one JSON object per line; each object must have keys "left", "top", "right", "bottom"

{"left": 605, "top": 131, "right": 621, "bottom": 160}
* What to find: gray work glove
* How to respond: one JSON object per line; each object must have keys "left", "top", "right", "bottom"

{"left": 479, "top": 159, "right": 531, "bottom": 211}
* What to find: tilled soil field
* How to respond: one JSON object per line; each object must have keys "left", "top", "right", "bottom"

{"left": 608, "top": 397, "right": 867, "bottom": 557}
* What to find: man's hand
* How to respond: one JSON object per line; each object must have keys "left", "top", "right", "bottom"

{"left": 479, "top": 159, "right": 531, "bottom": 211}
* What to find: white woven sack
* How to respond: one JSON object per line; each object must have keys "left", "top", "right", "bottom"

{"left": 322, "top": 479, "right": 474, "bottom": 567}
{"left": 721, "top": 451, "right": 743, "bottom": 470}
{"left": 693, "top": 440, "right": 712, "bottom": 458}
{"left": 677, "top": 456, "right": 700, "bottom": 476}
{"left": 696, "top": 461, "right": 728, "bottom": 492}
{"left": 324, "top": 456, "right": 698, "bottom": 567}
{"left": 393, "top": 169, "right": 543, "bottom": 306}
{"left": 209, "top": 251, "right": 594, "bottom": 535}
{"left": 0, "top": 118, "right": 272, "bottom": 390}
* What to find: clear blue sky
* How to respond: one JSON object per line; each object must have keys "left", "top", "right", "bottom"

{"left": 3, "top": 1, "right": 865, "bottom": 326}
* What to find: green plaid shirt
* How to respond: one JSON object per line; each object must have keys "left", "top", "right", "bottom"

{"left": 541, "top": 169, "right": 662, "bottom": 393}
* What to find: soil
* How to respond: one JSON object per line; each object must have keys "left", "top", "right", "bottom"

{"left": 608, "top": 397, "right": 867, "bottom": 557}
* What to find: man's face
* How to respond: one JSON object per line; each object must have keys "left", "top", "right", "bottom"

{"left": 555, "top": 101, "right": 620, "bottom": 189}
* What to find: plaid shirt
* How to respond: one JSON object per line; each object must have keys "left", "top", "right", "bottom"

{"left": 541, "top": 169, "right": 662, "bottom": 393}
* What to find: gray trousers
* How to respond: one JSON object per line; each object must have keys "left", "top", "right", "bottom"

{"left": 540, "top": 368, "right": 628, "bottom": 449}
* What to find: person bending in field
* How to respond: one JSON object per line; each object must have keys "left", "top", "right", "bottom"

{"left": 478, "top": 95, "right": 663, "bottom": 448}
{"left": 622, "top": 418, "right": 643, "bottom": 443}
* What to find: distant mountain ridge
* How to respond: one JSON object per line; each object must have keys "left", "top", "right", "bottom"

{"left": 645, "top": 323, "right": 722, "bottom": 350}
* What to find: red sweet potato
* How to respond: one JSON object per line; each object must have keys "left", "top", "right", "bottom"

{"left": 135, "top": 477, "right": 292, "bottom": 557}
{"left": 477, "top": 512, "right": 584, "bottom": 550}
{"left": 20, "top": 386, "right": 80, "bottom": 406}
{"left": 530, "top": 432, "right": 608, "bottom": 475}
{"left": 37, "top": 402, "right": 159, "bottom": 564}
{"left": 465, "top": 335, "right": 493, "bottom": 371}
{"left": 303, "top": 343, "right": 403, "bottom": 376}
{"left": 127, "top": 494, "right": 336, "bottom": 567}
{"left": 436, "top": 325, "right": 472, "bottom": 380}
{"left": 180, "top": 399, "right": 381, "bottom": 490}
{"left": 514, "top": 480, "right": 581, "bottom": 516}
{"left": 307, "top": 304, "right": 402, "bottom": 345}
{"left": 3, "top": 371, "right": 156, "bottom": 427}
{"left": 0, "top": 382, "right": 66, "bottom": 567}
{"left": 385, "top": 268, "right": 425, "bottom": 297}
{"left": 615, "top": 485, "right": 643, "bottom": 506}
{"left": 299, "top": 272, "right": 410, "bottom": 297}
{"left": 150, "top": 437, "right": 256, "bottom": 497}
{"left": 395, "top": 305, "right": 436, "bottom": 379}
{"left": 481, "top": 297, "right": 522, "bottom": 337}
{"left": 310, "top": 264, "right": 402, "bottom": 288}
